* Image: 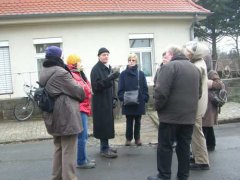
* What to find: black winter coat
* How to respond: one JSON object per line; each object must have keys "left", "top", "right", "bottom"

{"left": 118, "top": 65, "right": 149, "bottom": 115}
{"left": 154, "top": 55, "right": 200, "bottom": 125}
{"left": 90, "top": 61, "right": 116, "bottom": 139}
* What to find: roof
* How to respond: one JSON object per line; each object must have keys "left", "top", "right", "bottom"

{"left": 0, "top": 0, "right": 210, "bottom": 17}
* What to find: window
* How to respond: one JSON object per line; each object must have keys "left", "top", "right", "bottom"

{"left": 129, "top": 34, "right": 154, "bottom": 77}
{"left": 33, "top": 38, "right": 62, "bottom": 76}
{"left": 0, "top": 41, "right": 13, "bottom": 94}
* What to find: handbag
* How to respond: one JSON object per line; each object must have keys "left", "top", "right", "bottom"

{"left": 123, "top": 90, "right": 139, "bottom": 106}
{"left": 123, "top": 70, "right": 140, "bottom": 106}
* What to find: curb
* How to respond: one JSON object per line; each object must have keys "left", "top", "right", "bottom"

{"left": 0, "top": 137, "right": 53, "bottom": 145}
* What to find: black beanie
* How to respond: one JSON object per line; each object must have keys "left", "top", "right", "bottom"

{"left": 98, "top": 47, "right": 110, "bottom": 56}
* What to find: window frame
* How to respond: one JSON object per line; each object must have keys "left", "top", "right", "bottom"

{"left": 33, "top": 38, "right": 62, "bottom": 77}
{"left": 129, "top": 34, "right": 154, "bottom": 79}
{"left": 0, "top": 41, "right": 13, "bottom": 95}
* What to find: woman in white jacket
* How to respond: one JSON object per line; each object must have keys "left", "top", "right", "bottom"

{"left": 183, "top": 41, "right": 210, "bottom": 170}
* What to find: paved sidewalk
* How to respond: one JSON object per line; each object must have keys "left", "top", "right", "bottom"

{"left": 0, "top": 102, "right": 239, "bottom": 144}
{"left": 0, "top": 114, "right": 158, "bottom": 145}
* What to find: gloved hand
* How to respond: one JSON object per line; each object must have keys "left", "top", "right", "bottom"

{"left": 113, "top": 98, "right": 118, "bottom": 109}
{"left": 108, "top": 71, "right": 120, "bottom": 81}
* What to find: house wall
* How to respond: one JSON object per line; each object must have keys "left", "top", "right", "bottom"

{"left": 0, "top": 18, "right": 191, "bottom": 99}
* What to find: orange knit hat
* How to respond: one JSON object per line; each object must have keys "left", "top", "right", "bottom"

{"left": 67, "top": 54, "right": 81, "bottom": 65}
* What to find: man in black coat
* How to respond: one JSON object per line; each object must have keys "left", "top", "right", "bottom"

{"left": 90, "top": 47, "right": 119, "bottom": 158}
{"left": 148, "top": 46, "right": 200, "bottom": 180}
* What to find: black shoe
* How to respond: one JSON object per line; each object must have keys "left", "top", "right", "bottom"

{"left": 190, "top": 163, "right": 210, "bottom": 170}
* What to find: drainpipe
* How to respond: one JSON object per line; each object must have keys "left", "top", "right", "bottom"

{"left": 190, "top": 13, "right": 198, "bottom": 40}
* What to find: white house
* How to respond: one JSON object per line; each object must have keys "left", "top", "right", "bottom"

{"left": 0, "top": 0, "right": 210, "bottom": 99}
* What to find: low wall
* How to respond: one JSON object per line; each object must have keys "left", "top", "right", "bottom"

{"left": 223, "top": 78, "right": 240, "bottom": 103}
{"left": 0, "top": 98, "right": 42, "bottom": 121}
{"left": 147, "top": 78, "right": 240, "bottom": 109}
{"left": 1, "top": 78, "right": 239, "bottom": 121}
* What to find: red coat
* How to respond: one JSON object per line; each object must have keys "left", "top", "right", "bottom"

{"left": 70, "top": 69, "right": 92, "bottom": 116}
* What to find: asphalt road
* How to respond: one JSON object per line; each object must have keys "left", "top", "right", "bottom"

{"left": 0, "top": 123, "right": 240, "bottom": 180}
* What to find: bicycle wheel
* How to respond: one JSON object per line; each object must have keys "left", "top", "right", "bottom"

{"left": 14, "top": 98, "right": 35, "bottom": 121}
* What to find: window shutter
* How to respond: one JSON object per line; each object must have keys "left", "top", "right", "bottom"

{"left": 0, "top": 46, "right": 13, "bottom": 94}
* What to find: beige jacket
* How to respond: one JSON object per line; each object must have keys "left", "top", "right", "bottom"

{"left": 193, "top": 60, "right": 208, "bottom": 118}
{"left": 189, "top": 42, "right": 209, "bottom": 119}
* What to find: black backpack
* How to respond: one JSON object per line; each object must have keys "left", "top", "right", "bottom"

{"left": 211, "top": 88, "right": 227, "bottom": 113}
{"left": 212, "top": 88, "right": 227, "bottom": 107}
{"left": 34, "top": 87, "right": 54, "bottom": 113}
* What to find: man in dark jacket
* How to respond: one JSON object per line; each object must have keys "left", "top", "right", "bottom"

{"left": 90, "top": 47, "right": 119, "bottom": 158}
{"left": 148, "top": 46, "right": 200, "bottom": 180}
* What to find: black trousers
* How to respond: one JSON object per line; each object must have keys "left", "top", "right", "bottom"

{"left": 202, "top": 127, "right": 216, "bottom": 148}
{"left": 157, "top": 122, "right": 193, "bottom": 180}
{"left": 125, "top": 115, "right": 141, "bottom": 141}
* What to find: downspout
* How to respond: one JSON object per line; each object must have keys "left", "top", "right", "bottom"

{"left": 190, "top": 13, "right": 198, "bottom": 40}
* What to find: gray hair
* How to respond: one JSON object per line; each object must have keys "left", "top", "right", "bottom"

{"left": 166, "top": 45, "right": 183, "bottom": 58}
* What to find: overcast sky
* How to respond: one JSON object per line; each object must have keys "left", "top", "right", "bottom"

{"left": 217, "top": 36, "right": 238, "bottom": 53}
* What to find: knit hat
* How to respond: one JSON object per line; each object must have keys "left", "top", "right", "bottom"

{"left": 67, "top": 54, "right": 81, "bottom": 65}
{"left": 98, "top": 47, "right": 110, "bottom": 56}
{"left": 45, "top": 46, "right": 62, "bottom": 59}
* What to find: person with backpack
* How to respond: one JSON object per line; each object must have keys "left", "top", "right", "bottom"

{"left": 39, "top": 46, "right": 85, "bottom": 180}
{"left": 202, "top": 70, "right": 225, "bottom": 151}
{"left": 66, "top": 54, "right": 96, "bottom": 169}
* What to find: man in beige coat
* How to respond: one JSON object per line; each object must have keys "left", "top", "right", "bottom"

{"left": 39, "top": 46, "right": 85, "bottom": 180}
{"left": 183, "top": 41, "right": 210, "bottom": 170}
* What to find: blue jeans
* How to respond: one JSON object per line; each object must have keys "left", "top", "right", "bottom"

{"left": 77, "top": 112, "right": 88, "bottom": 165}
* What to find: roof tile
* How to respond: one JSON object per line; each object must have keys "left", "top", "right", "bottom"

{"left": 0, "top": 0, "right": 210, "bottom": 16}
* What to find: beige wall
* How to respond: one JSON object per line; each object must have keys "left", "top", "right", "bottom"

{"left": 0, "top": 18, "right": 192, "bottom": 98}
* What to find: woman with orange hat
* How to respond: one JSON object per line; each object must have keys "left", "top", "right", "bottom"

{"left": 67, "top": 54, "right": 96, "bottom": 169}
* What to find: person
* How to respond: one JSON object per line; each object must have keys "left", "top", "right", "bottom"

{"left": 90, "top": 47, "right": 119, "bottom": 158}
{"left": 39, "top": 46, "right": 85, "bottom": 180}
{"left": 153, "top": 52, "right": 167, "bottom": 89}
{"left": 66, "top": 54, "right": 96, "bottom": 169}
{"left": 153, "top": 52, "right": 177, "bottom": 148}
{"left": 202, "top": 70, "right": 224, "bottom": 151}
{"left": 118, "top": 53, "right": 149, "bottom": 146}
{"left": 183, "top": 41, "right": 210, "bottom": 170}
{"left": 148, "top": 46, "right": 200, "bottom": 180}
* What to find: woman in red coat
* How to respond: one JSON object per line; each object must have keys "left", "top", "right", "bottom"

{"left": 67, "top": 54, "right": 96, "bottom": 169}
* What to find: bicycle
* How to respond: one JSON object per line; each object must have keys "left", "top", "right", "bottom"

{"left": 13, "top": 84, "right": 37, "bottom": 121}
